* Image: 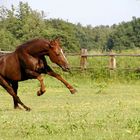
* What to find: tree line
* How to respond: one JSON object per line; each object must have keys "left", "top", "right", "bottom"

{"left": 0, "top": 2, "right": 140, "bottom": 52}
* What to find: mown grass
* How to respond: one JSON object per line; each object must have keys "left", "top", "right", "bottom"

{"left": 0, "top": 74, "right": 140, "bottom": 140}
{"left": 0, "top": 51, "right": 140, "bottom": 140}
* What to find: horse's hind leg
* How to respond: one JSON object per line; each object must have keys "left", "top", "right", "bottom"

{"left": 0, "top": 75, "right": 30, "bottom": 111}
{"left": 11, "top": 82, "right": 22, "bottom": 109}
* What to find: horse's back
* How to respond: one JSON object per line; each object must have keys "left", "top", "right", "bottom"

{"left": 0, "top": 52, "right": 21, "bottom": 81}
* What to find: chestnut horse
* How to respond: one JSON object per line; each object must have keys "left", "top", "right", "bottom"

{"left": 0, "top": 38, "right": 76, "bottom": 111}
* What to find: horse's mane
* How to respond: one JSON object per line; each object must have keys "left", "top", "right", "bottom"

{"left": 16, "top": 38, "right": 49, "bottom": 50}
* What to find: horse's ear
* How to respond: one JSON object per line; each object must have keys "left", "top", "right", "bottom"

{"left": 49, "top": 37, "right": 61, "bottom": 48}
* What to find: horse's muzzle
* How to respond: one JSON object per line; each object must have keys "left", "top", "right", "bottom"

{"left": 57, "top": 63, "right": 70, "bottom": 72}
{"left": 62, "top": 66, "right": 70, "bottom": 72}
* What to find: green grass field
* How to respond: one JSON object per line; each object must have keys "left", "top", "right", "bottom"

{"left": 0, "top": 73, "right": 140, "bottom": 140}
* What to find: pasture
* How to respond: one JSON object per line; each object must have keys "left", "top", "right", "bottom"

{"left": 0, "top": 72, "right": 140, "bottom": 140}
{"left": 0, "top": 53, "right": 140, "bottom": 140}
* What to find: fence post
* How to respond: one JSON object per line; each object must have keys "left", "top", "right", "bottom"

{"left": 109, "top": 51, "right": 116, "bottom": 70}
{"left": 80, "top": 48, "right": 88, "bottom": 70}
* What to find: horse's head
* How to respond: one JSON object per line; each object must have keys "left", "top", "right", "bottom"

{"left": 48, "top": 38, "right": 70, "bottom": 72}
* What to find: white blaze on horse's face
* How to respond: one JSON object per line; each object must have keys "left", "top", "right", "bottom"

{"left": 60, "top": 49, "right": 68, "bottom": 64}
{"left": 56, "top": 48, "right": 70, "bottom": 71}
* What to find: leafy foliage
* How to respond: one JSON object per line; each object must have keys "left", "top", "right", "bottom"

{"left": 0, "top": 2, "right": 140, "bottom": 52}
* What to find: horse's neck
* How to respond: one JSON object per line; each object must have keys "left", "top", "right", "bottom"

{"left": 16, "top": 39, "right": 50, "bottom": 57}
{"left": 28, "top": 43, "right": 49, "bottom": 57}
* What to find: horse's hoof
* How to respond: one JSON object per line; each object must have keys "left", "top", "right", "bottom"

{"left": 70, "top": 88, "right": 77, "bottom": 94}
{"left": 37, "top": 91, "right": 41, "bottom": 96}
{"left": 37, "top": 90, "right": 45, "bottom": 96}
{"left": 37, "top": 91, "right": 43, "bottom": 96}
{"left": 14, "top": 106, "right": 22, "bottom": 110}
{"left": 25, "top": 107, "right": 31, "bottom": 111}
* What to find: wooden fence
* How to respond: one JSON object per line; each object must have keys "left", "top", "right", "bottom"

{"left": 66, "top": 49, "right": 140, "bottom": 71}
{"left": 0, "top": 49, "right": 140, "bottom": 71}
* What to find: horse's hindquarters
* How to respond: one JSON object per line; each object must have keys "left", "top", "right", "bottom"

{"left": 0, "top": 53, "right": 22, "bottom": 81}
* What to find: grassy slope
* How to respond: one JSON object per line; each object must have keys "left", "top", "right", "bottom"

{"left": 0, "top": 75, "right": 140, "bottom": 140}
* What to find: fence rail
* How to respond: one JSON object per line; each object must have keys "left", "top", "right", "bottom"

{"left": 0, "top": 49, "right": 140, "bottom": 71}
{"left": 81, "top": 54, "right": 140, "bottom": 57}
{"left": 67, "top": 49, "right": 140, "bottom": 71}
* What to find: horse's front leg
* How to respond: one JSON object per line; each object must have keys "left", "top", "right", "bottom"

{"left": 37, "top": 75, "right": 46, "bottom": 96}
{"left": 25, "top": 70, "right": 46, "bottom": 96}
{"left": 40, "top": 57, "right": 77, "bottom": 94}
{"left": 47, "top": 70, "right": 77, "bottom": 94}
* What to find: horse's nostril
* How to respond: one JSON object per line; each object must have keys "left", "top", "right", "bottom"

{"left": 66, "top": 65, "right": 70, "bottom": 70}
{"left": 67, "top": 68, "right": 69, "bottom": 70}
